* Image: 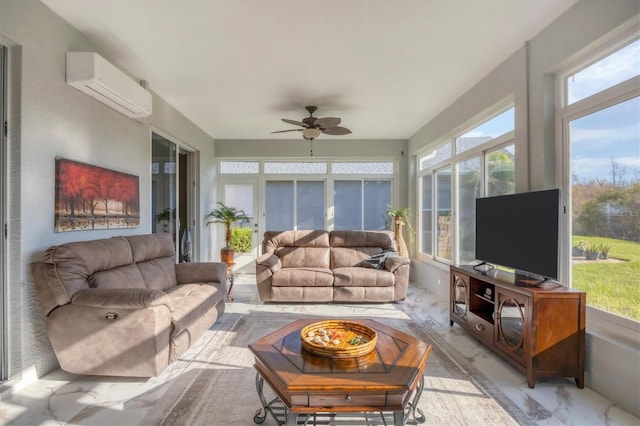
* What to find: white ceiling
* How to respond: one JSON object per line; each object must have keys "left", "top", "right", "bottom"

{"left": 42, "top": 0, "right": 578, "bottom": 141}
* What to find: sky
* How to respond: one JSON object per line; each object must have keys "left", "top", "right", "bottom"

{"left": 569, "top": 39, "right": 640, "bottom": 183}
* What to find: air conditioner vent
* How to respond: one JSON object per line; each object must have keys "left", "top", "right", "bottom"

{"left": 66, "top": 52, "right": 152, "bottom": 118}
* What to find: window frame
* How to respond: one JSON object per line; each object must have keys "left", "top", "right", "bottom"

{"left": 217, "top": 158, "right": 398, "bottom": 233}
{"left": 557, "top": 28, "right": 640, "bottom": 345}
{"left": 416, "top": 103, "right": 515, "bottom": 267}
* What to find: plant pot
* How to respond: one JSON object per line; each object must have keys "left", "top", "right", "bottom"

{"left": 394, "top": 218, "right": 409, "bottom": 258}
{"left": 220, "top": 247, "right": 235, "bottom": 268}
{"left": 572, "top": 247, "right": 585, "bottom": 257}
{"left": 600, "top": 252, "right": 609, "bottom": 260}
{"left": 585, "top": 251, "right": 601, "bottom": 261}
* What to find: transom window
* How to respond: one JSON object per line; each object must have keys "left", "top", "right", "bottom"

{"left": 264, "top": 162, "right": 327, "bottom": 174}
{"left": 566, "top": 38, "right": 640, "bottom": 105}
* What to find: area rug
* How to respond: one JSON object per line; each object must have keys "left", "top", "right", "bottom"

{"left": 136, "top": 310, "right": 533, "bottom": 426}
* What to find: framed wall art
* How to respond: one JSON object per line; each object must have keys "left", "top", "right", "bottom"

{"left": 55, "top": 158, "right": 140, "bottom": 232}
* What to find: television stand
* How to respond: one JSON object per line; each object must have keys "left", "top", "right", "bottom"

{"left": 449, "top": 265, "right": 586, "bottom": 388}
{"left": 473, "top": 261, "right": 495, "bottom": 273}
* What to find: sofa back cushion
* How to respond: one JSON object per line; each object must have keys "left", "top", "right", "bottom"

{"left": 330, "top": 231, "right": 397, "bottom": 268}
{"left": 89, "top": 264, "right": 146, "bottom": 289}
{"left": 263, "top": 230, "right": 330, "bottom": 269}
{"left": 32, "top": 233, "right": 178, "bottom": 317}
{"left": 32, "top": 236, "right": 134, "bottom": 316}
{"left": 127, "top": 233, "right": 178, "bottom": 290}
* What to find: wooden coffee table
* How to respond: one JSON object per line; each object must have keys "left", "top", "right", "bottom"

{"left": 248, "top": 319, "right": 432, "bottom": 426}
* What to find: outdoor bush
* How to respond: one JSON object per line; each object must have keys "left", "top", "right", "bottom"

{"left": 574, "top": 184, "right": 640, "bottom": 242}
{"left": 230, "top": 227, "right": 252, "bottom": 252}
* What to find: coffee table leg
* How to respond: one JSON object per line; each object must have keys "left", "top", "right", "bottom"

{"left": 226, "top": 272, "right": 234, "bottom": 302}
{"left": 393, "top": 410, "right": 406, "bottom": 425}
{"left": 253, "top": 373, "right": 268, "bottom": 424}
{"left": 406, "top": 375, "right": 426, "bottom": 424}
{"left": 254, "top": 372, "right": 301, "bottom": 426}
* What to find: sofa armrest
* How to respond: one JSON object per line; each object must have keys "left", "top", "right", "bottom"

{"left": 71, "top": 288, "right": 174, "bottom": 312}
{"left": 256, "top": 252, "right": 281, "bottom": 273}
{"left": 175, "top": 262, "right": 227, "bottom": 285}
{"left": 385, "top": 255, "right": 410, "bottom": 273}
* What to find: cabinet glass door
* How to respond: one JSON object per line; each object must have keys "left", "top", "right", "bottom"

{"left": 452, "top": 276, "right": 468, "bottom": 318}
{"left": 496, "top": 292, "right": 525, "bottom": 359}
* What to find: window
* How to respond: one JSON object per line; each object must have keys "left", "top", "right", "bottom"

{"left": 265, "top": 180, "right": 325, "bottom": 230}
{"left": 219, "top": 161, "right": 259, "bottom": 174}
{"left": 264, "top": 162, "right": 327, "bottom": 174}
{"left": 420, "top": 142, "right": 451, "bottom": 170}
{"left": 364, "top": 180, "right": 392, "bottom": 230}
{"left": 561, "top": 35, "right": 640, "bottom": 322}
{"left": 265, "top": 181, "right": 294, "bottom": 230}
{"left": 456, "top": 107, "right": 514, "bottom": 154}
{"left": 219, "top": 159, "right": 396, "bottom": 234}
{"left": 297, "top": 181, "right": 324, "bottom": 229}
{"left": 420, "top": 175, "right": 433, "bottom": 254}
{"left": 567, "top": 39, "right": 640, "bottom": 105}
{"left": 334, "top": 180, "right": 391, "bottom": 231}
{"left": 486, "top": 145, "right": 516, "bottom": 196}
{"left": 435, "top": 167, "right": 452, "bottom": 261}
{"left": 417, "top": 105, "right": 515, "bottom": 264}
{"left": 456, "top": 157, "right": 481, "bottom": 264}
{"left": 332, "top": 162, "right": 394, "bottom": 174}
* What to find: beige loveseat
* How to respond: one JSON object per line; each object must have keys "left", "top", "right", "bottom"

{"left": 31, "top": 233, "right": 227, "bottom": 377}
{"left": 255, "top": 230, "right": 410, "bottom": 303}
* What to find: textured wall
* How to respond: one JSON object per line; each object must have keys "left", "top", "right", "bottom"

{"left": 0, "top": 0, "right": 215, "bottom": 382}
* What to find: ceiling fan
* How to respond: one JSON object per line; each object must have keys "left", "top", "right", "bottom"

{"left": 272, "top": 106, "right": 352, "bottom": 140}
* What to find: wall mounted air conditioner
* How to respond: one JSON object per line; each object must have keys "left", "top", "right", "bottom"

{"left": 66, "top": 52, "right": 152, "bottom": 118}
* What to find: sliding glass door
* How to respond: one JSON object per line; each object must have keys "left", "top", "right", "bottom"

{"left": 151, "top": 132, "right": 196, "bottom": 261}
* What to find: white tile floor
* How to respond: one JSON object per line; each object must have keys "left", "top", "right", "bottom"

{"left": 1, "top": 274, "right": 638, "bottom": 425}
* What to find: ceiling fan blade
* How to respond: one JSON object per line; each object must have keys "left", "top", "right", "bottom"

{"left": 314, "top": 117, "right": 341, "bottom": 128}
{"left": 322, "top": 126, "right": 352, "bottom": 135}
{"left": 281, "top": 118, "right": 308, "bottom": 127}
{"left": 271, "top": 129, "right": 302, "bottom": 134}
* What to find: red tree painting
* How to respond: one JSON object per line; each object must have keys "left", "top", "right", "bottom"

{"left": 55, "top": 159, "right": 140, "bottom": 232}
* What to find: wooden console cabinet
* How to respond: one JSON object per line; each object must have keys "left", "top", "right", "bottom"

{"left": 449, "top": 265, "right": 586, "bottom": 388}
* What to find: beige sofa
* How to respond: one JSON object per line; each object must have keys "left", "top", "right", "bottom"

{"left": 255, "top": 230, "right": 410, "bottom": 303}
{"left": 31, "top": 233, "right": 227, "bottom": 377}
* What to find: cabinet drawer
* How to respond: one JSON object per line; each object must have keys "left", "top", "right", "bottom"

{"left": 466, "top": 314, "right": 494, "bottom": 345}
{"left": 308, "top": 392, "right": 386, "bottom": 408}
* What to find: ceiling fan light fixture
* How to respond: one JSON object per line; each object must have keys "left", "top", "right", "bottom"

{"left": 302, "top": 128, "right": 321, "bottom": 140}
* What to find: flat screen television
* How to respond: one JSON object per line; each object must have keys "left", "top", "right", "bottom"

{"left": 475, "top": 189, "right": 560, "bottom": 281}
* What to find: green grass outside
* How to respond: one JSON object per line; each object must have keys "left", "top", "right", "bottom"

{"left": 572, "top": 235, "right": 640, "bottom": 321}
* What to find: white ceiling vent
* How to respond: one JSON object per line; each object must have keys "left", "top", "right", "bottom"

{"left": 66, "top": 52, "right": 152, "bottom": 118}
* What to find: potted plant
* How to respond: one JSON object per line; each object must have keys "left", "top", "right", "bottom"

{"left": 599, "top": 242, "right": 611, "bottom": 260}
{"left": 155, "top": 208, "right": 175, "bottom": 234}
{"left": 386, "top": 206, "right": 414, "bottom": 258}
{"left": 572, "top": 240, "right": 586, "bottom": 257}
{"left": 206, "top": 202, "right": 251, "bottom": 267}
{"left": 583, "top": 241, "right": 601, "bottom": 261}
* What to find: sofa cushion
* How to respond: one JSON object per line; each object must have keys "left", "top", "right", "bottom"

{"left": 263, "top": 230, "right": 329, "bottom": 252}
{"left": 166, "top": 283, "right": 225, "bottom": 335}
{"left": 272, "top": 267, "right": 334, "bottom": 287}
{"left": 332, "top": 267, "right": 395, "bottom": 287}
{"left": 127, "top": 233, "right": 176, "bottom": 263}
{"left": 276, "top": 247, "right": 330, "bottom": 269}
{"left": 43, "top": 236, "right": 134, "bottom": 296}
{"left": 331, "top": 247, "right": 384, "bottom": 268}
{"left": 89, "top": 264, "right": 147, "bottom": 289}
{"left": 136, "top": 257, "right": 178, "bottom": 290}
{"left": 330, "top": 230, "right": 395, "bottom": 250}
{"left": 333, "top": 286, "right": 395, "bottom": 303}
